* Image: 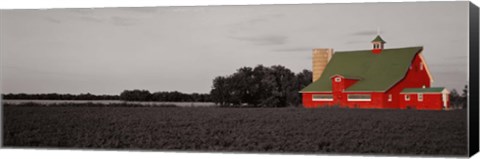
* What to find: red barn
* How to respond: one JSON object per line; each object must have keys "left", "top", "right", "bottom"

{"left": 300, "top": 35, "right": 450, "bottom": 110}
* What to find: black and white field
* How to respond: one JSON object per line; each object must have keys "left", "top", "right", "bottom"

{"left": 3, "top": 103, "right": 467, "bottom": 156}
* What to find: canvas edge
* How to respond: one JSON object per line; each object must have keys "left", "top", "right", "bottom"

{"left": 469, "top": 1, "right": 480, "bottom": 157}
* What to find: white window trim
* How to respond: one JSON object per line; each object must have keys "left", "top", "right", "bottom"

{"left": 347, "top": 94, "right": 371, "bottom": 102}
{"left": 335, "top": 77, "right": 341, "bottom": 82}
{"left": 388, "top": 94, "right": 392, "bottom": 102}
{"left": 313, "top": 98, "right": 333, "bottom": 101}
{"left": 348, "top": 98, "right": 371, "bottom": 102}
{"left": 405, "top": 95, "right": 410, "bottom": 101}
{"left": 418, "top": 93, "right": 423, "bottom": 102}
{"left": 312, "top": 95, "right": 333, "bottom": 101}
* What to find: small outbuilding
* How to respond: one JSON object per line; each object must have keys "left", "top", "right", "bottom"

{"left": 400, "top": 87, "right": 450, "bottom": 110}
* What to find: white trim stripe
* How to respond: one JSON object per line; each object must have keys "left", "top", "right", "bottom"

{"left": 347, "top": 99, "right": 371, "bottom": 102}
{"left": 418, "top": 53, "right": 434, "bottom": 83}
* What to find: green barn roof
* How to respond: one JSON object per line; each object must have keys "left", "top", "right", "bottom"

{"left": 400, "top": 87, "right": 446, "bottom": 93}
{"left": 301, "top": 47, "right": 423, "bottom": 92}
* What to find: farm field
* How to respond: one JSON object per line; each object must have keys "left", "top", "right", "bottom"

{"left": 3, "top": 104, "right": 467, "bottom": 156}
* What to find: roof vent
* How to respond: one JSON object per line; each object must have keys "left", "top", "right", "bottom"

{"left": 371, "top": 35, "right": 386, "bottom": 54}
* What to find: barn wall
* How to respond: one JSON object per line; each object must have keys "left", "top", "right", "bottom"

{"left": 341, "top": 92, "right": 385, "bottom": 109}
{"left": 302, "top": 92, "right": 385, "bottom": 109}
{"left": 343, "top": 79, "right": 358, "bottom": 90}
{"left": 399, "top": 93, "right": 446, "bottom": 110}
{"left": 302, "top": 93, "right": 331, "bottom": 108}
{"left": 386, "top": 53, "right": 431, "bottom": 108}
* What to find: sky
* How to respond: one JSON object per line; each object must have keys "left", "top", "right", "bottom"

{"left": 0, "top": 1, "right": 471, "bottom": 95}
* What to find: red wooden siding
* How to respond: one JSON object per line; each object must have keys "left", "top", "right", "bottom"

{"left": 384, "top": 53, "right": 431, "bottom": 108}
{"left": 302, "top": 92, "right": 385, "bottom": 109}
{"left": 399, "top": 93, "right": 449, "bottom": 110}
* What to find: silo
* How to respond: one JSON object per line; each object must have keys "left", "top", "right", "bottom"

{"left": 312, "top": 48, "right": 334, "bottom": 82}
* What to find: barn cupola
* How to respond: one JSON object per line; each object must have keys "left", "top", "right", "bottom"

{"left": 371, "top": 35, "right": 386, "bottom": 54}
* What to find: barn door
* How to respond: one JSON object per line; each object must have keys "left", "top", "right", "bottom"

{"left": 335, "top": 94, "right": 342, "bottom": 107}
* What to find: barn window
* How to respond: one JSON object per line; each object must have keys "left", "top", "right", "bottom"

{"left": 347, "top": 94, "right": 371, "bottom": 101}
{"left": 405, "top": 94, "right": 411, "bottom": 101}
{"left": 312, "top": 94, "right": 333, "bottom": 101}
{"left": 420, "top": 62, "right": 424, "bottom": 70}
{"left": 335, "top": 77, "right": 342, "bottom": 82}
{"left": 388, "top": 94, "right": 392, "bottom": 102}
{"left": 418, "top": 93, "right": 423, "bottom": 101}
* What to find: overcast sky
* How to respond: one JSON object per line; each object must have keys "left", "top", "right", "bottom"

{"left": 0, "top": 1, "right": 470, "bottom": 95}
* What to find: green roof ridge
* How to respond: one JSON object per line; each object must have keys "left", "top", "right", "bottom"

{"left": 401, "top": 87, "right": 445, "bottom": 93}
{"left": 334, "top": 46, "right": 423, "bottom": 54}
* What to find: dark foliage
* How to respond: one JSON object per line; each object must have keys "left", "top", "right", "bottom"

{"left": 210, "top": 65, "right": 312, "bottom": 107}
{"left": 119, "top": 90, "right": 151, "bottom": 101}
{"left": 3, "top": 102, "right": 178, "bottom": 108}
{"left": 119, "top": 90, "right": 211, "bottom": 102}
{"left": 449, "top": 85, "right": 468, "bottom": 109}
{"left": 2, "top": 91, "right": 211, "bottom": 103}
{"left": 3, "top": 105, "right": 467, "bottom": 156}
{"left": 2, "top": 93, "right": 120, "bottom": 100}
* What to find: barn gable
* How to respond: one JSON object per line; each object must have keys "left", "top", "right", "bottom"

{"left": 300, "top": 46, "right": 423, "bottom": 93}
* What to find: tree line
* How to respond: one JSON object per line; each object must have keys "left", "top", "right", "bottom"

{"left": 2, "top": 93, "right": 120, "bottom": 100}
{"left": 2, "top": 91, "right": 210, "bottom": 102}
{"left": 449, "top": 85, "right": 468, "bottom": 109}
{"left": 119, "top": 90, "right": 211, "bottom": 102}
{"left": 210, "top": 65, "right": 312, "bottom": 107}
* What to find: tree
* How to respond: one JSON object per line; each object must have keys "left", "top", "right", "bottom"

{"left": 250, "top": 65, "right": 272, "bottom": 107}
{"left": 448, "top": 85, "right": 469, "bottom": 109}
{"left": 210, "top": 76, "right": 231, "bottom": 106}
{"left": 461, "top": 85, "right": 468, "bottom": 97}
{"left": 119, "top": 90, "right": 151, "bottom": 101}
{"left": 461, "top": 85, "right": 468, "bottom": 109}
{"left": 265, "top": 65, "right": 296, "bottom": 107}
{"left": 209, "top": 65, "right": 309, "bottom": 107}
{"left": 449, "top": 89, "right": 460, "bottom": 109}
{"left": 291, "top": 69, "right": 313, "bottom": 106}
